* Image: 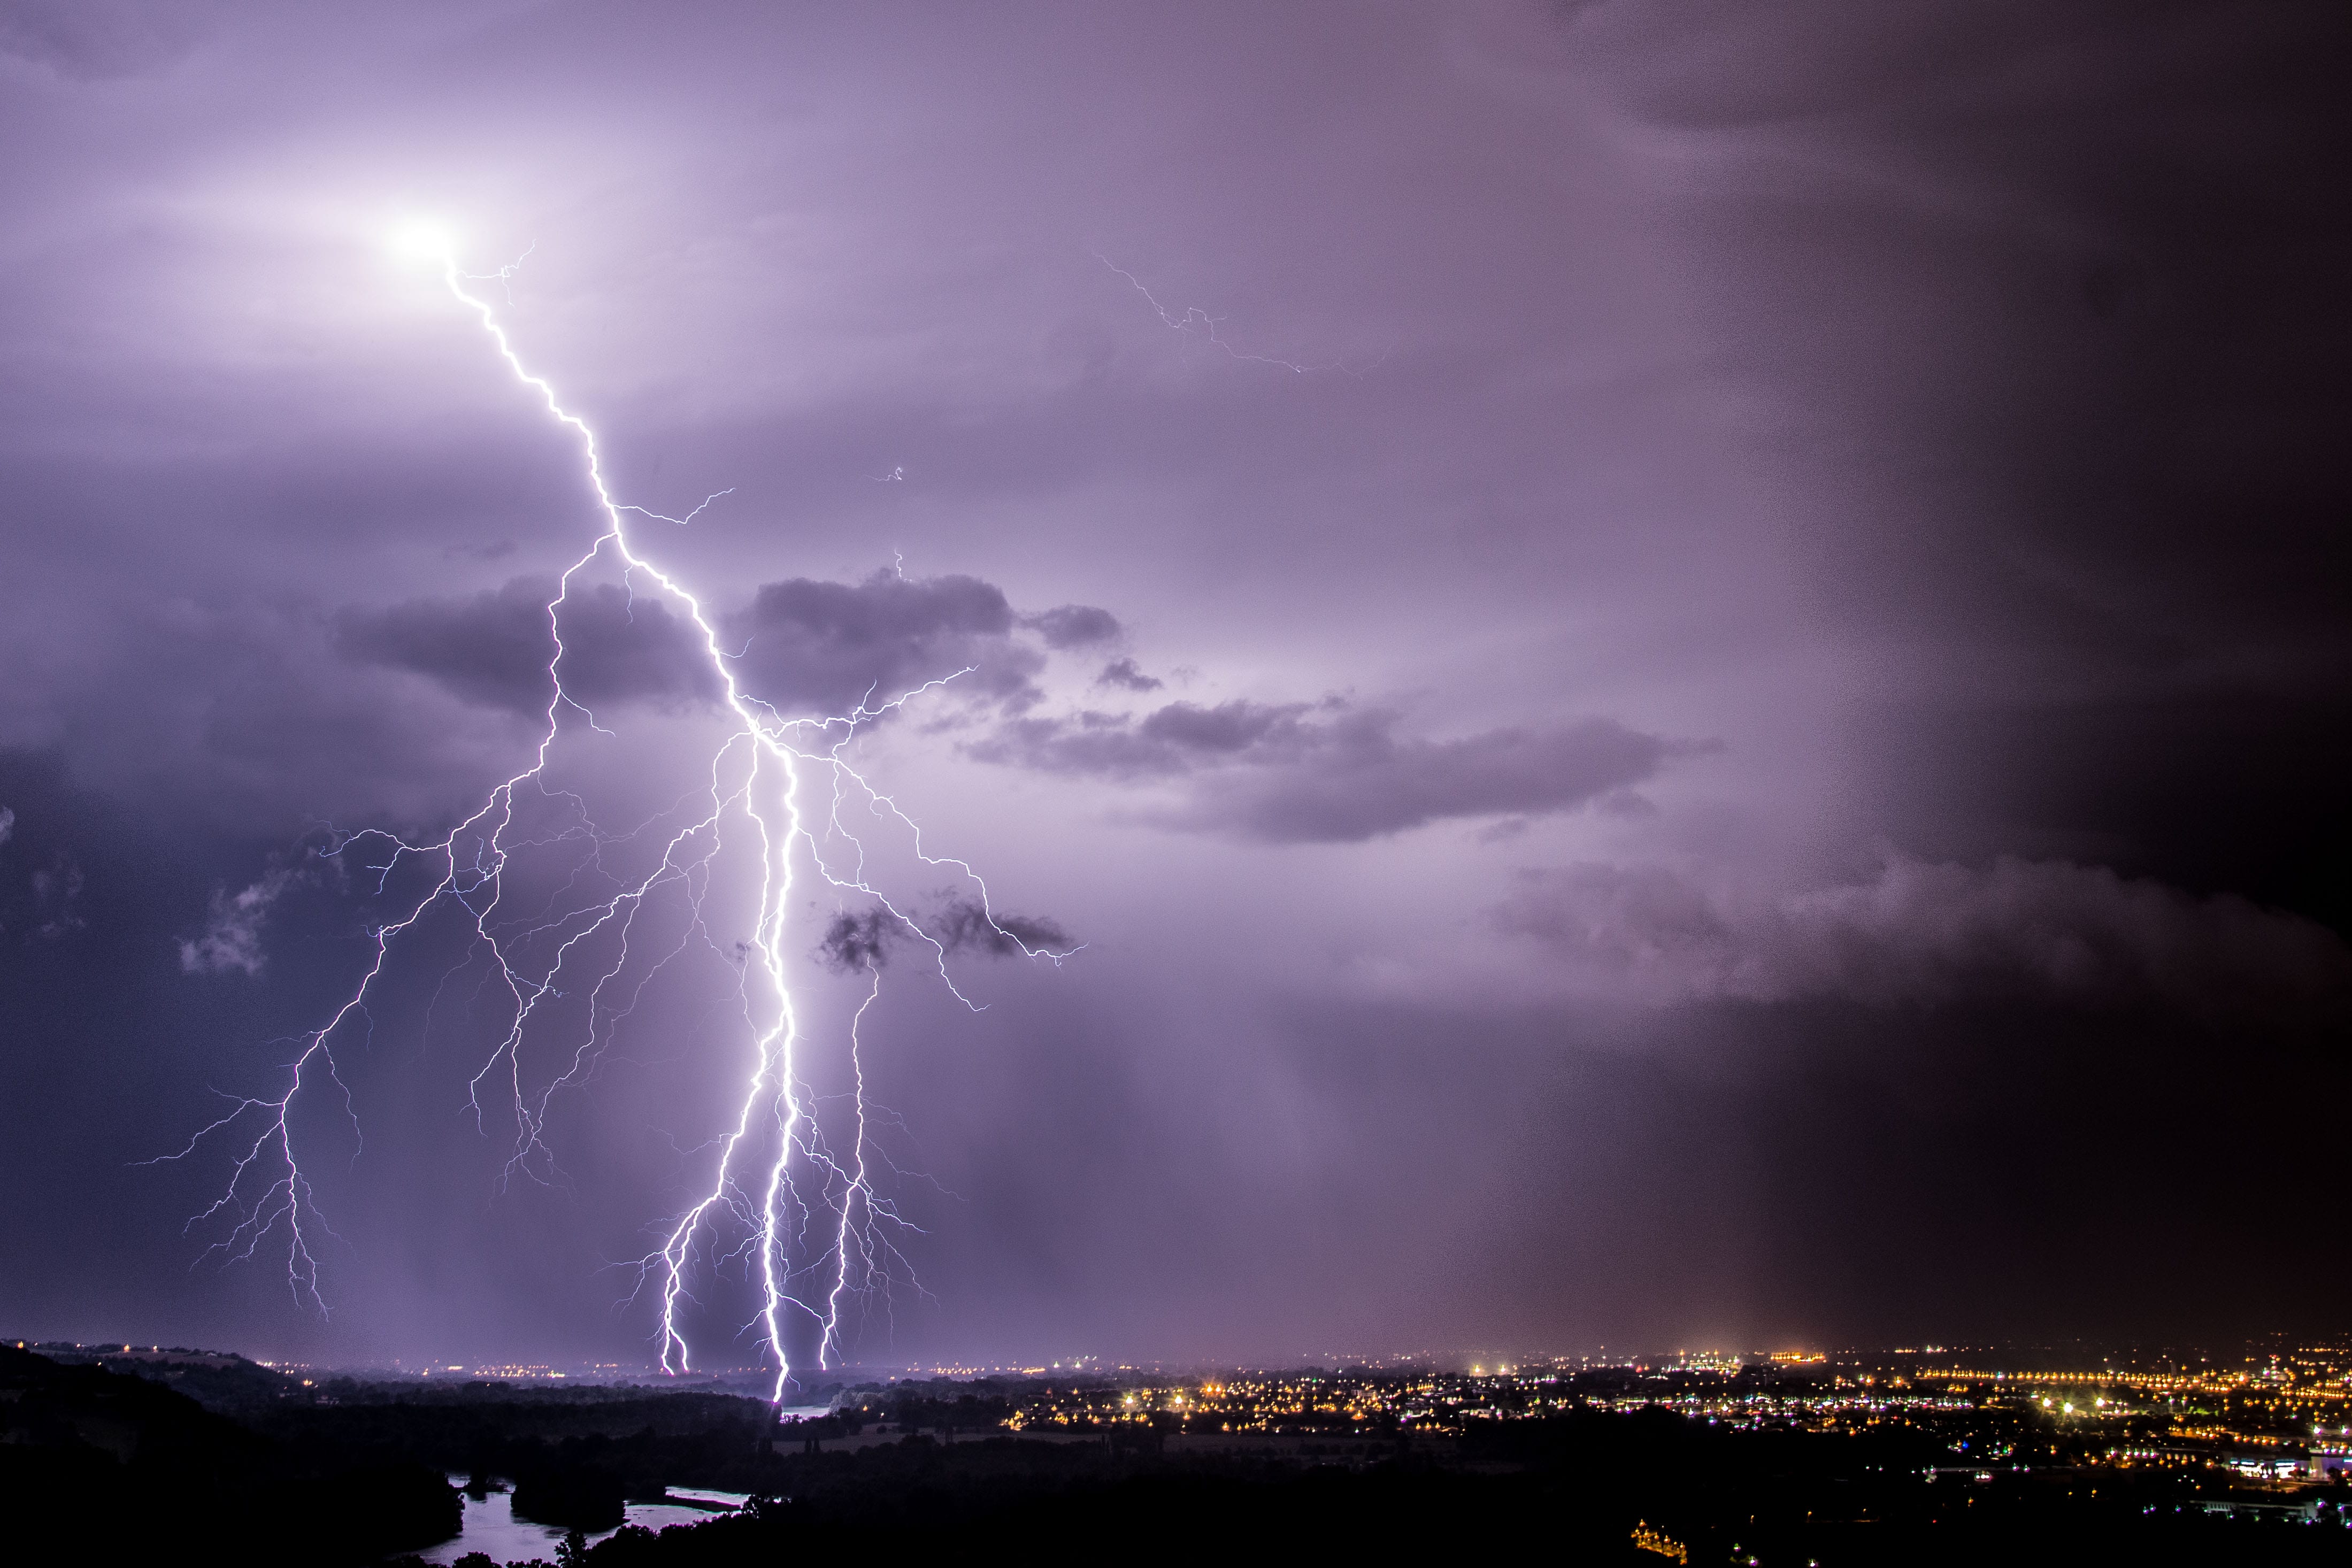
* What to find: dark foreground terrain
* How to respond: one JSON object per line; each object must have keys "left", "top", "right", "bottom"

{"left": 6, "top": 1346, "right": 2350, "bottom": 1566}
{"left": 0, "top": 1344, "right": 455, "bottom": 1563}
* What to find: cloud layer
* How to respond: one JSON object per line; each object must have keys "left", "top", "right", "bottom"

{"left": 728, "top": 570, "right": 1042, "bottom": 716}
{"left": 337, "top": 569, "right": 1126, "bottom": 724}
{"left": 978, "top": 702, "right": 1683, "bottom": 841}
{"left": 1497, "top": 855, "right": 2352, "bottom": 1016}
{"left": 336, "top": 578, "right": 718, "bottom": 716}
{"left": 340, "top": 565, "right": 1678, "bottom": 845}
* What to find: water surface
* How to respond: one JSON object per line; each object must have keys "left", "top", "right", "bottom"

{"left": 418, "top": 1482, "right": 746, "bottom": 1564}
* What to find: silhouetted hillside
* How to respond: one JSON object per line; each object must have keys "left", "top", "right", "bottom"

{"left": 0, "top": 1346, "right": 457, "bottom": 1564}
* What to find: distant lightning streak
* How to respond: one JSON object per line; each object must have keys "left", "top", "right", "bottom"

{"left": 1095, "top": 253, "right": 1316, "bottom": 374}
{"left": 821, "top": 962, "right": 882, "bottom": 1366}
{"left": 166, "top": 235, "right": 1065, "bottom": 1400}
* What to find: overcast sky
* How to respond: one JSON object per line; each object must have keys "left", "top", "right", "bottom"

{"left": 2, "top": 0, "right": 2346, "bottom": 1372}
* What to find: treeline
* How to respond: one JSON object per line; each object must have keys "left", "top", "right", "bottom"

{"left": 248, "top": 1378, "right": 1027, "bottom": 1526}
{"left": 261, "top": 1393, "right": 775, "bottom": 1528}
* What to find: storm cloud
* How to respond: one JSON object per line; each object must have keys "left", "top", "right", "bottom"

{"left": 337, "top": 568, "right": 1119, "bottom": 722}
{"left": 978, "top": 702, "right": 1683, "bottom": 841}
{"left": 336, "top": 577, "right": 718, "bottom": 716}
{"left": 1496, "top": 856, "right": 2352, "bottom": 1017}
{"left": 1094, "top": 658, "right": 1163, "bottom": 693}
{"left": 727, "top": 570, "right": 1042, "bottom": 717}
{"left": 1021, "top": 604, "right": 1124, "bottom": 650}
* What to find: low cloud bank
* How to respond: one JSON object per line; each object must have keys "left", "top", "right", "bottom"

{"left": 1496, "top": 855, "right": 2352, "bottom": 1016}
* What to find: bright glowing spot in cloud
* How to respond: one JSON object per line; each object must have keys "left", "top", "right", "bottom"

{"left": 389, "top": 220, "right": 456, "bottom": 262}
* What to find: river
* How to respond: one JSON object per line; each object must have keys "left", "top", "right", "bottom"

{"left": 417, "top": 1480, "right": 748, "bottom": 1564}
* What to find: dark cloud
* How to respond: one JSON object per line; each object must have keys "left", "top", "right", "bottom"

{"left": 928, "top": 898, "right": 1076, "bottom": 959}
{"left": 335, "top": 577, "right": 718, "bottom": 716}
{"left": 0, "top": 787, "right": 90, "bottom": 945}
{"left": 816, "top": 906, "right": 896, "bottom": 972}
{"left": 1021, "top": 604, "right": 1124, "bottom": 650}
{"left": 339, "top": 567, "right": 1110, "bottom": 723}
{"left": 1094, "top": 658, "right": 1163, "bottom": 693}
{"left": 817, "top": 896, "right": 1075, "bottom": 972}
{"left": 0, "top": 0, "right": 205, "bottom": 80}
{"left": 977, "top": 699, "right": 1320, "bottom": 780}
{"left": 6, "top": 847, "right": 86, "bottom": 943}
{"left": 1210, "top": 718, "right": 1684, "bottom": 843}
{"left": 1142, "top": 699, "right": 1317, "bottom": 759}
{"left": 977, "top": 701, "right": 1682, "bottom": 841}
{"left": 1496, "top": 856, "right": 2352, "bottom": 1018}
{"left": 1589, "top": 0, "right": 2352, "bottom": 936}
{"left": 727, "top": 570, "right": 1041, "bottom": 717}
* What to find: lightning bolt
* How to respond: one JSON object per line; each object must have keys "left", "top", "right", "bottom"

{"left": 160, "top": 230, "right": 1067, "bottom": 1401}
{"left": 1095, "top": 252, "right": 1315, "bottom": 374}
{"left": 1096, "top": 253, "right": 1398, "bottom": 380}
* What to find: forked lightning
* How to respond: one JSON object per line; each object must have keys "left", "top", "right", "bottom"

{"left": 161, "top": 227, "right": 1062, "bottom": 1399}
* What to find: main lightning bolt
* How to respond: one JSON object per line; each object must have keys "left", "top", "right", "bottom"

{"left": 158, "top": 224, "right": 1064, "bottom": 1400}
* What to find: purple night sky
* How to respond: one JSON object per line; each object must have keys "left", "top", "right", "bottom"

{"left": 2, "top": 2, "right": 2346, "bottom": 1372}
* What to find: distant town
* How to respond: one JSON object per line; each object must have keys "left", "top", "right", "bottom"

{"left": 24, "top": 1333, "right": 2352, "bottom": 1477}
{"left": 986, "top": 1341, "right": 2352, "bottom": 1479}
